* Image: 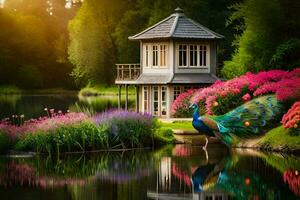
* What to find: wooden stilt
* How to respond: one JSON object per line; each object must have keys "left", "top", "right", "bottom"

{"left": 118, "top": 85, "right": 122, "bottom": 110}
{"left": 135, "top": 85, "right": 139, "bottom": 112}
{"left": 125, "top": 84, "right": 128, "bottom": 110}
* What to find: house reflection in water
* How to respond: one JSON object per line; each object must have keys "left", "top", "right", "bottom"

{"left": 148, "top": 154, "right": 230, "bottom": 200}
{"left": 159, "top": 157, "right": 172, "bottom": 191}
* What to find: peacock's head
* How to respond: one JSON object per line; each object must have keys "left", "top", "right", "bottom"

{"left": 189, "top": 103, "right": 198, "bottom": 110}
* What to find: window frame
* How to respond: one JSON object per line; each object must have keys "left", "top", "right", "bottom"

{"left": 173, "top": 86, "right": 182, "bottom": 100}
{"left": 177, "top": 43, "right": 210, "bottom": 68}
{"left": 178, "top": 44, "right": 188, "bottom": 67}
{"left": 145, "top": 45, "right": 149, "bottom": 68}
{"left": 143, "top": 43, "right": 168, "bottom": 68}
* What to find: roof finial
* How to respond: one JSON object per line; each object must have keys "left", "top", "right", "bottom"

{"left": 174, "top": 7, "right": 184, "bottom": 14}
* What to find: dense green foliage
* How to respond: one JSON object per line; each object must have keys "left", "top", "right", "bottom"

{"left": 223, "top": 0, "right": 300, "bottom": 78}
{"left": 68, "top": 0, "right": 239, "bottom": 85}
{"left": 0, "top": 0, "right": 299, "bottom": 87}
{"left": 0, "top": 0, "right": 80, "bottom": 89}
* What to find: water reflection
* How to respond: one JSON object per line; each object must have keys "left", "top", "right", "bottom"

{"left": 0, "top": 145, "right": 299, "bottom": 199}
{"left": 0, "top": 94, "right": 135, "bottom": 120}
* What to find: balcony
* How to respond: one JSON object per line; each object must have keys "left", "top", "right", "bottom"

{"left": 116, "top": 64, "right": 141, "bottom": 82}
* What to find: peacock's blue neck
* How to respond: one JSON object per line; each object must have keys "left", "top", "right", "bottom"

{"left": 193, "top": 107, "right": 200, "bottom": 120}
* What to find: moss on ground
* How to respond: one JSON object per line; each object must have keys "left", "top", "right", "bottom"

{"left": 259, "top": 126, "right": 300, "bottom": 153}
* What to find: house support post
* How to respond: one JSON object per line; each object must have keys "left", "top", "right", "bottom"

{"left": 118, "top": 85, "right": 122, "bottom": 110}
{"left": 125, "top": 84, "right": 128, "bottom": 110}
{"left": 135, "top": 85, "right": 139, "bottom": 112}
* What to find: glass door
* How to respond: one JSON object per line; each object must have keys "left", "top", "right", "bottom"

{"left": 152, "top": 86, "right": 168, "bottom": 117}
{"left": 143, "top": 86, "right": 149, "bottom": 113}
{"left": 161, "top": 86, "right": 167, "bottom": 117}
{"left": 153, "top": 86, "right": 159, "bottom": 116}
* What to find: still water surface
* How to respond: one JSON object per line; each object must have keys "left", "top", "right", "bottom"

{"left": 0, "top": 94, "right": 134, "bottom": 120}
{"left": 0, "top": 145, "right": 300, "bottom": 200}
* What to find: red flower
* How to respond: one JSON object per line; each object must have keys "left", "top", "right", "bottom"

{"left": 242, "top": 93, "right": 251, "bottom": 102}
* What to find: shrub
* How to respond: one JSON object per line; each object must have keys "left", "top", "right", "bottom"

{"left": 171, "top": 89, "right": 198, "bottom": 117}
{"left": 94, "top": 110, "right": 157, "bottom": 148}
{"left": 16, "top": 110, "right": 160, "bottom": 154}
{"left": 172, "top": 68, "right": 300, "bottom": 116}
{"left": 281, "top": 101, "right": 300, "bottom": 135}
{"left": 154, "top": 127, "right": 176, "bottom": 146}
{"left": 0, "top": 112, "right": 90, "bottom": 141}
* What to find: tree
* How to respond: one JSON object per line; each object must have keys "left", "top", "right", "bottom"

{"left": 222, "top": 0, "right": 300, "bottom": 79}
{"left": 68, "top": 0, "right": 131, "bottom": 86}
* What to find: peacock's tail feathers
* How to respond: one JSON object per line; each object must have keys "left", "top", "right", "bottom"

{"left": 205, "top": 95, "right": 284, "bottom": 146}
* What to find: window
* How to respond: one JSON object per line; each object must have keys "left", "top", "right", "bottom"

{"left": 200, "top": 45, "right": 207, "bottom": 66}
{"left": 160, "top": 45, "right": 167, "bottom": 67}
{"left": 153, "top": 86, "right": 159, "bottom": 116}
{"left": 174, "top": 86, "right": 182, "bottom": 100}
{"left": 145, "top": 45, "right": 149, "bottom": 67}
{"left": 189, "top": 45, "right": 198, "bottom": 66}
{"left": 144, "top": 43, "right": 168, "bottom": 68}
{"left": 143, "top": 86, "right": 149, "bottom": 113}
{"left": 152, "top": 45, "right": 158, "bottom": 67}
{"left": 178, "top": 44, "right": 209, "bottom": 68}
{"left": 161, "top": 86, "right": 167, "bottom": 116}
{"left": 179, "top": 44, "right": 187, "bottom": 66}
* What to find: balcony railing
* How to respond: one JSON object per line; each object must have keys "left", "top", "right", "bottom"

{"left": 116, "top": 64, "right": 141, "bottom": 81}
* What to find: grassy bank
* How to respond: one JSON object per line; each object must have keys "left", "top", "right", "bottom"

{"left": 0, "top": 85, "right": 76, "bottom": 95}
{"left": 79, "top": 85, "right": 135, "bottom": 96}
{"left": 0, "top": 85, "right": 22, "bottom": 94}
{"left": 258, "top": 126, "right": 300, "bottom": 153}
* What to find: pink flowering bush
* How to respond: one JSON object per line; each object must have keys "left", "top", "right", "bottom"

{"left": 281, "top": 101, "right": 300, "bottom": 135}
{"left": 0, "top": 112, "right": 90, "bottom": 141}
{"left": 171, "top": 68, "right": 300, "bottom": 116}
{"left": 171, "top": 89, "right": 199, "bottom": 117}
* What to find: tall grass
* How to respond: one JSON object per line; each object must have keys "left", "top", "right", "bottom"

{"left": 14, "top": 110, "right": 163, "bottom": 154}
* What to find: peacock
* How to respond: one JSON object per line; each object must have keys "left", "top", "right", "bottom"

{"left": 190, "top": 95, "right": 284, "bottom": 149}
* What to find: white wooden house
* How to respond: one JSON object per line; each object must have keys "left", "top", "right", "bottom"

{"left": 115, "top": 8, "right": 224, "bottom": 118}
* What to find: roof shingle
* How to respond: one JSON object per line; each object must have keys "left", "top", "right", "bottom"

{"left": 129, "top": 8, "right": 224, "bottom": 40}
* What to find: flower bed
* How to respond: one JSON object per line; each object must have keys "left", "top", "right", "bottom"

{"left": 0, "top": 110, "right": 168, "bottom": 154}
{"left": 172, "top": 68, "right": 300, "bottom": 117}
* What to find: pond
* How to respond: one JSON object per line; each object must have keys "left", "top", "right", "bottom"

{"left": 0, "top": 94, "right": 135, "bottom": 120}
{"left": 0, "top": 144, "right": 299, "bottom": 200}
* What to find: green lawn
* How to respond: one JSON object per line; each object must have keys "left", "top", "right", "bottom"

{"left": 160, "top": 121, "right": 195, "bottom": 131}
{"left": 259, "top": 126, "right": 300, "bottom": 152}
{"left": 79, "top": 85, "right": 136, "bottom": 96}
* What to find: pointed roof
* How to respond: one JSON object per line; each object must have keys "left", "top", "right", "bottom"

{"left": 129, "top": 7, "right": 224, "bottom": 40}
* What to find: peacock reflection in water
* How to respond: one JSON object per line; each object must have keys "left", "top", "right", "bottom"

{"left": 172, "top": 145, "right": 300, "bottom": 200}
